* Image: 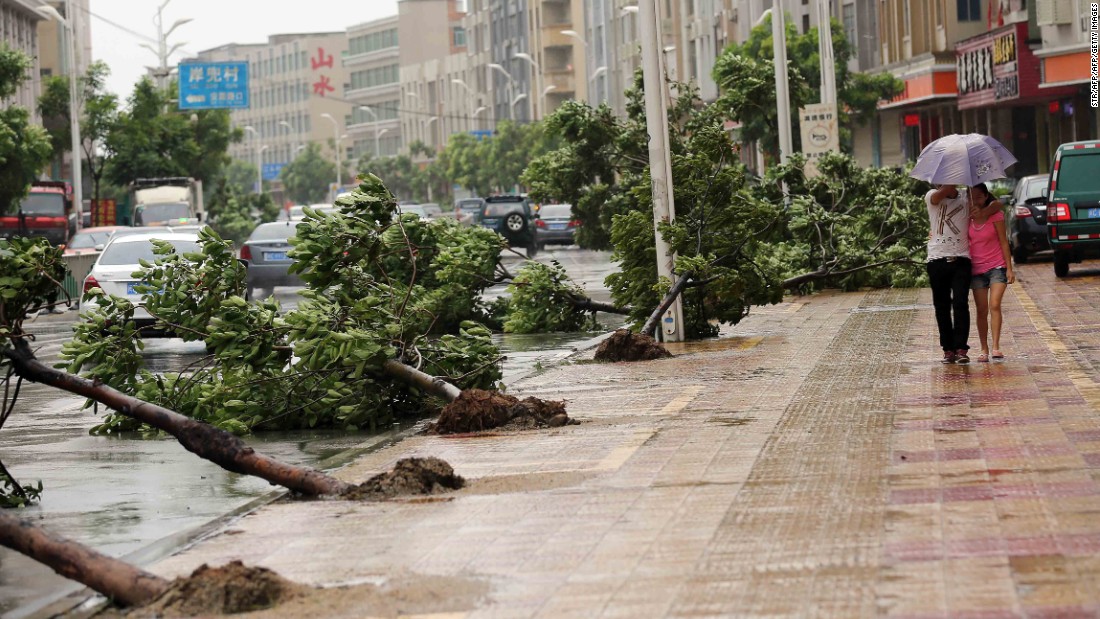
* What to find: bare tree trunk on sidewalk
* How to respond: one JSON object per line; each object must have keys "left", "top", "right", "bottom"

{"left": 640, "top": 272, "right": 693, "bottom": 338}
{"left": 382, "top": 359, "right": 462, "bottom": 402}
{"left": 0, "top": 511, "right": 169, "bottom": 607}
{"left": 2, "top": 341, "right": 353, "bottom": 497}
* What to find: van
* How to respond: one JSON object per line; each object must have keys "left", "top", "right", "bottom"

{"left": 1047, "top": 141, "right": 1100, "bottom": 277}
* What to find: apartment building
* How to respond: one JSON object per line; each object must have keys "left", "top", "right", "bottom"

{"left": 344, "top": 16, "right": 403, "bottom": 161}
{"left": 1033, "top": 0, "right": 1095, "bottom": 161}
{"left": 192, "top": 32, "right": 349, "bottom": 184}
{"left": 398, "top": 0, "right": 472, "bottom": 153}
{"left": 1, "top": 0, "right": 44, "bottom": 120}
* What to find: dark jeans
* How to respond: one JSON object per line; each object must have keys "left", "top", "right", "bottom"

{"left": 927, "top": 257, "right": 972, "bottom": 352}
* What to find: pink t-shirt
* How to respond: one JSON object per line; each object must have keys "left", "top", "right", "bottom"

{"left": 968, "top": 210, "right": 1006, "bottom": 275}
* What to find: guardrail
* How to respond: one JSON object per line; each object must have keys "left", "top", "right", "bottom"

{"left": 58, "top": 253, "right": 98, "bottom": 306}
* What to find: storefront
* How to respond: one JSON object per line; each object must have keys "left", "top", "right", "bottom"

{"left": 1035, "top": 45, "right": 1095, "bottom": 169}
{"left": 866, "top": 62, "right": 960, "bottom": 168}
{"left": 955, "top": 21, "right": 1079, "bottom": 176}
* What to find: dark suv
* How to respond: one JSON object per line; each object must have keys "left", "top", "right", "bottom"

{"left": 1005, "top": 173, "right": 1051, "bottom": 263}
{"left": 479, "top": 195, "right": 538, "bottom": 257}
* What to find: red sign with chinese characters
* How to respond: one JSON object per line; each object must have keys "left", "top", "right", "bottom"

{"left": 956, "top": 21, "right": 1076, "bottom": 110}
{"left": 311, "top": 47, "right": 334, "bottom": 98}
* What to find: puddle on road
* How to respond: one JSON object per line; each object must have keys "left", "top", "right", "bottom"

{"left": 662, "top": 336, "right": 763, "bottom": 355}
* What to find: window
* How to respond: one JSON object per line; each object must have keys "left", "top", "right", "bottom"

{"left": 349, "top": 65, "right": 400, "bottom": 90}
{"left": 842, "top": 3, "right": 856, "bottom": 48}
{"left": 453, "top": 27, "right": 467, "bottom": 47}
{"left": 957, "top": 0, "right": 981, "bottom": 21}
{"left": 802, "top": 13, "right": 810, "bottom": 32}
{"left": 348, "top": 28, "right": 399, "bottom": 56}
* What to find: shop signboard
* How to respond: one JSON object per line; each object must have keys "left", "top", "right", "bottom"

{"left": 798, "top": 102, "right": 839, "bottom": 177}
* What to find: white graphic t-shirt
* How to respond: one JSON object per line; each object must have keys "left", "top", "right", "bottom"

{"left": 925, "top": 188, "right": 970, "bottom": 262}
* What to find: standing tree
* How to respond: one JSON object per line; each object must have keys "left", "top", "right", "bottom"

{"left": 280, "top": 142, "right": 336, "bottom": 205}
{"left": 712, "top": 13, "right": 902, "bottom": 160}
{"left": 0, "top": 45, "right": 53, "bottom": 216}
{"left": 357, "top": 153, "right": 419, "bottom": 202}
{"left": 37, "top": 60, "right": 120, "bottom": 204}
{"left": 103, "top": 77, "right": 239, "bottom": 188}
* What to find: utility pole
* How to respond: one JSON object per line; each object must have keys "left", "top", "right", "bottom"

{"left": 638, "top": 0, "right": 684, "bottom": 342}
{"left": 816, "top": 0, "right": 837, "bottom": 110}
{"left": 771, "top": 0, "right": 793, "bottom": 164}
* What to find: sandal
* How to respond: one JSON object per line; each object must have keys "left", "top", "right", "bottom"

{"left": 991, "top": 350, "right": 1004, "bottom": 360}
{"left": 976, "top": 352, "right": 989, "bottom": 363}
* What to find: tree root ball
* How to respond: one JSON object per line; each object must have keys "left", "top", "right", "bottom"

{"left": 429, "top": 389, "right": 574, "bottom": 434}
{"left": 343, "top": 457, "right": 465, "bottom": 500}
{"left": 594, "top": 329, "right": 672, "bottom": 362}
{"left": 134, "top": 561, "right": 304, "bottom": 616}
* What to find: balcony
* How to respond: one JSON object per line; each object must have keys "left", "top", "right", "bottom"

{"left": 539, "top": 27, "right": 576, "bottom": 49}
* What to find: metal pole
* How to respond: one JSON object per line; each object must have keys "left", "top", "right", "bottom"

{"left": 638, "top": 0, "right": 683, "bottom": 342}
{"left": 817, "top": 0, "right": 837, "bottom": 108}
{"left": 257, "top": 145, "right": 263, "bottom": 194}
{"left": 375, "top": 121, "right": 381, "bottom": 159}
{"left": 772, "top": 2, "right": 793, "bottom": 163}
{"left": 63, "top": 0, "right": 82, "bottom": 215}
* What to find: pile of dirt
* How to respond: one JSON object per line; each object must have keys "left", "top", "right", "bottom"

{"left": 343, "top": 457, "right": 465, "bottom": 500}
{"left": 429, "top": 389, "right": 573, "bottom": 434}
{"left": 594, "top": 329, "right": 672, "bottom": 362}
{"left": 133, "top": 561, "right": 305, "bottom": 616}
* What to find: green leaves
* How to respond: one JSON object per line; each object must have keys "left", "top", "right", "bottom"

{"left": 280, "top": 142, "right": 337, "bottom": 205}
{"left": 0, "top": 45, "right": 53, "bottom": 217}
{"left": 0, "top": 238, "right": 67, "bottom": 349}
{"left": 503, "top": 261, "right": 593, "bottom": 334}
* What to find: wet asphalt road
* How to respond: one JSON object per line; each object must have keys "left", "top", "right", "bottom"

{"left": 0, "top": 247, "right": 620, "bottom": 618}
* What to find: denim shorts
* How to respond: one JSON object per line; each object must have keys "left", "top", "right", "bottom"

{"left": 971, "top": 266, "right": 1008, "bottom": 289}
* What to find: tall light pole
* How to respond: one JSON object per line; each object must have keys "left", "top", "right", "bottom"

{"left": 487, "top": 63, "right": 516, "bottom": 121}
{"left": 513, "top": 52, "right": 544, "bottom": 120}
{"left": 425, "top": 116, "right": 439, "bottom": 150}
{"left": 278, "top": 120, "right": 297, "bottom": 159}
{"left": 542, "top": 84, "right": 557, "bottom": 116}
{"left": 561, "top": 29, "right": 589, "bottom": 102}
{"left": 319, "top": 113, "right": 341, "bottom": 191}
{"left": 258, "top": 145, "right": 269, "bottom": 193}
{"left": 451, "top": 79, "right": 475, "bottom": 131}
{"left": 591, "top": 66, "right": 607, "bottom": 103}
{"left": 358, "top": 106, "right": 379, "bottom": 158}
{"left": 377, "top": 128, "right": 390, "bottom": 156}
{"left": 473, "top": 106, "right": 487, "bottom": 131}
{"left": 243, "top": 125, "right": 262, "bottom": 194}
{"left": 511, "top": 93, "right": 528, "bottom": 120}
{"left": 36, "top": 4, "right": 82, "bottom": 214}
{"left": 139, "top": 0, "right": 192, "bottom": 91}
{"left": 638, "top": 0, "right": 683, "bottom": 341}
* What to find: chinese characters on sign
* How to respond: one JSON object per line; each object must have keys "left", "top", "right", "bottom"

{"left": 312, "top": 47, "right": 334, "bottom": 97}
{"left": 956, "top": 24, "right": 1023, "bottom": 109}
{"left": 178, "top": 61, "right": 250, "bottom": 110}
{"left": 798, "top": 103, "right": 839, "bottom": 178}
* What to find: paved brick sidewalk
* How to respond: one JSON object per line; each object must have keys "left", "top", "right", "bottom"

{"left": 134, "top": 273, "right": 1100, "bottom": 618}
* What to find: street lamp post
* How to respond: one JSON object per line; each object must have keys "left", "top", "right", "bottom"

{"left": 243, "top": 125, "right": 262, "bottom": 194}
{"left": 560, "top": 29, "right": 590, "bottom": 102}
{"left": 451, "top": 79, "right": 475, "bottom": 131}
{"left": 473, "top": 106, "right": 487, "bottom": 131}
{"left": 35, "top": 4, "right": 82, "bottom": 214}
{"left": 487, "top": 63, "right": 516, "bottom": 121}
{"left": 258, "top": 145, "right": 269, "bottom": 193}
{"left": 278, "top": 120, "right": 297, "bottom": 158}
{"left": 510, "top": 93, "right": 528, "bottom": 120}
{"left": 377, "top": 128, "right": 390, "bottom": 156}
{"left": 591, "top": 66, "right": 607, "bottom": 103}
{"left": 358, "top": 106, "right": 379, "bottom": 159}
{"left": 140, "top": 0, "right": 192, "bottom": 91}
{"left": 319, "top": 113, "right": 341, "bottom": 191}
{"left": 513, "top": 52, "right": 544, "bottom": 119}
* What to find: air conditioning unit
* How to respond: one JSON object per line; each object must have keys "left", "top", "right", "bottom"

{"left": 1036, "top": 0, "right": 1072, "bottom": 25}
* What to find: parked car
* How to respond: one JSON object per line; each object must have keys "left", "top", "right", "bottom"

{"left": 1047, "top": 141, "right": 1100, "bottom": 277}
{"left": 396, "top": 204, "right": 430, "bottom": 221}
{"left": 419, "top": 203, "right": 443, "bottom": 220}
{"left": 480, "top": 195, "right": 538, "bottom": 257}
{"left": 454, "top": 198, "right": 485, "bottom": 226}
{"left": 534, "top": 203, "right": 578, "bottom": 249}
{"left": 1004, "top": 174, "right": 1051, "bottom": 264}
{"left": 63, "top": 226, "right": 128, "bottom": 256}
{"left": 81, "top": 230, "right": 203, "bottom": 337}
{"left": 240, "top": 221, "right": 303, "bottom": 299}
{"left": 284, "top": 205, "right": 307, "bottom": 221}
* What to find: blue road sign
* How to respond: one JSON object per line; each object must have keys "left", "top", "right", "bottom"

{"left": 178, "top": 62, "right": 250, "bottom": 110}
{"left": 262, "top": 163, "right": 286, "bottom": 181}
{"left": 469, "top": 130, "right": 493, "bottom": 140}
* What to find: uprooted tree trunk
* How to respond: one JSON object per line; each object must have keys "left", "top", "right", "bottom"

{"left": 0, "top": 510, "right": 170, "bottom": 607}
{"left": 2, "top": 340, "right": 353, "bottom": 498}
{"left": 566, "top": 295, "right": 632, "bottom": 316}
{"left": 594, "top": 272, "right": 690, "bottom": 363}
{"left": 382, "top": 359, "right": 462, "bottom": 402}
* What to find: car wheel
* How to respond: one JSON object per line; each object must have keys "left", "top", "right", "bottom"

{"left": 505, "top": 213, "right": 527, "bottom": 233}
{"left": 1012, "top": 244, "right": 1028, "bottom": 264}
{"left": 1054, "top": 252, "right": 1070, "bottom": 277}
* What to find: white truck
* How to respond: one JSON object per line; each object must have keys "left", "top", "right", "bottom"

{"left": 131, "top": 177, "right": 204, "bottom": 227}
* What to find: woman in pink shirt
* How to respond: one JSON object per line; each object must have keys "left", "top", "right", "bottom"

{"left": 968, "top": 183, "right": 1016, "bottom": 362}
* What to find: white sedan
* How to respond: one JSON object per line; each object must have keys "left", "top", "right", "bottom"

{"left": 80, "top": 230, "right": 203, "bottom": 337}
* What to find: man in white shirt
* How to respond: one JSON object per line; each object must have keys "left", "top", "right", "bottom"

{"left": 926, "top": 185, "right": 973, "bottom": 364}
